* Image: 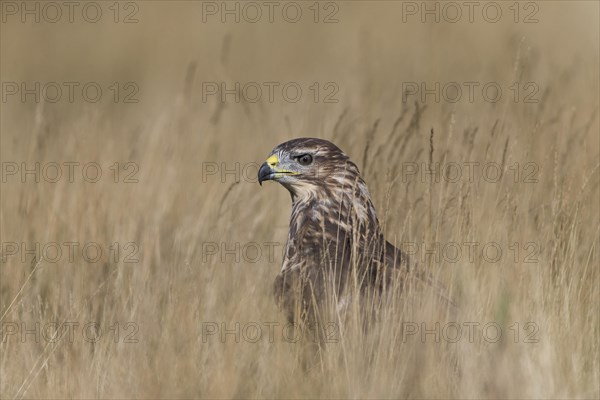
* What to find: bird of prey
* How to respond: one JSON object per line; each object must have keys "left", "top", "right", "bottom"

{"left": 258, "top": 138, "right": 444, "bottom": 326}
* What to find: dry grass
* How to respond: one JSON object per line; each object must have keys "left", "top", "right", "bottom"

{"left": 1, "top": 2, "right": 599, "bottom": 398}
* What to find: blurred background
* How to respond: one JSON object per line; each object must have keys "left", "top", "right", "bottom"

{"left": 1, "top": 1, "right": 599, "bottom": 398}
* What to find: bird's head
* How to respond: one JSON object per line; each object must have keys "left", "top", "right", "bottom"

{"left": 258, "top": 138, "right": 361, "bottom": 201}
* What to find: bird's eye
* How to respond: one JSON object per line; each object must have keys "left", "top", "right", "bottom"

{"left": 296, "top": 154, "right": 313, "bottom": 166}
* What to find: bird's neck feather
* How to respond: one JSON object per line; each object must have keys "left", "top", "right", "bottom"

{"left": 288, "top": 173, "right": 380, "bottom": 240}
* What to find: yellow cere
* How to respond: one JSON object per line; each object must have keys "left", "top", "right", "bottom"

{"left": 264, "top": 154, "right": 299, "bottom": 176}
{"left": 266, "top": 155, "right": 279, "bottom": 167}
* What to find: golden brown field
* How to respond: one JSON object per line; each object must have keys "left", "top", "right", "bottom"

{"left": 1, "top": 1, "right": 599, "bottom": 398}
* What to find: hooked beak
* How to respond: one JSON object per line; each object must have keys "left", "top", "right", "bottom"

{"left": 258, "top": 162, "right": 273, "bottom": 186}
{"left": 258, "top": 154, "right": 297, "bottom": 186}
{"left": 258, "top": 154, "right": 279, "bottom": 186}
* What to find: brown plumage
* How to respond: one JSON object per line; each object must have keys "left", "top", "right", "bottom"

{"left": 258, "top": 138, "right": 445, "bottom": 325}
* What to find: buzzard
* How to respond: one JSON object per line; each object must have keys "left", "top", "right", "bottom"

{"left": 258, "top": 138, "right": 444, "bottom": 326}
